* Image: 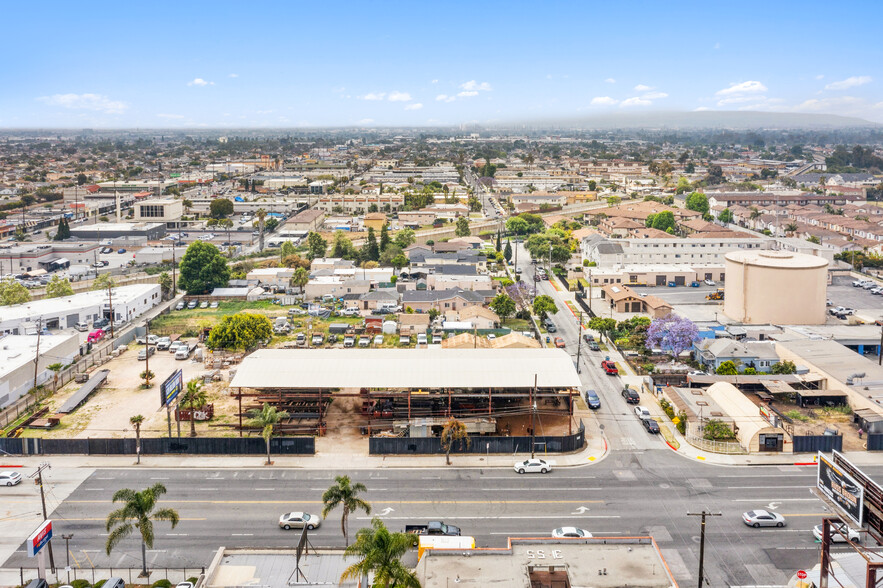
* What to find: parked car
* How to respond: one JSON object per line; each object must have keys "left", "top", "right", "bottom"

{"left": 278, "top": 511, "right": 321, "bottom": 530}
{"left": 75, "top": 321, "right": 89, "bottom": 332}
{"left": 704, "top": 279, "right": 715, "bottom": 286}
{"left": 156, "top": 337, "right": 172, "bottom": 350}
{"left": 100, "top": 247, "right": 113, "bottom": 254}
{"left": 93, "top": 317, "right": 109, "bottom": 329}
{"left": 168, "top": 341, "right": 185, "bottom": 354}
{"left": 601, "top": 359, "right": 618, "bottom": 375}
{"left": 374, "top": 335, "right": 384, "bottom": 346}
{"left": 545, "top": 321, "right": 557, "bottom": 333}
{"left": 200, "top": 301, "right": 209, "bottom": 309}
{"left": 87, "top": 329, "right": 105, "bottom": 343}
{"left": 136, "top": 334, "right": 159, "bottom": 345}
{"left": 295, "top": 333, "right": 306, "bottom": 346}
{"left": 812, "top": 522, "right": 861, "bottom": 543}
{"left": 514, "top": 458, "right": 552, "bottom": 474}
{"left": 175, "top": 301, "right": 185, "bottom": 311}
{"left": 552, "top": 527, "right": 592, "bottom": 538}
{"left": 359, "top": 335, "right": 371, "bottom": 347}
{"left": 343, "top": 335, "right": 355, "bottom": 348}
{"left": 417, "top": 333, "right": 428, "bottom": 345}
{"left": 584, "top": 389, "right": 601, "bottom": 410}
{"left": 642, "top": 418, "right": 660, "bottom": 434}
{"left": 0, "top": 471, "right": 22, "bottom": 486}
{"left": 634, "top": 406, "right": 651, "bottom": 420}
{"left": 582, "top": 334, "right": 595, "bottom": 343}
{"left": 210, "top": 301, "right": 219, "bottom": 308}
{"left": 311, "top": 334, "right": 324, "bottom": 346}
{"left": 137, "top": 347, "right": 155, "bottom": 361}
{"left": 742, "top": 510, "right": 786, "bottom": 528}
{"left": 621, "top": 387, "right": 640, "bottom": 404}
{"left": 554, "top": 337, "right": 566, "bottom": 348}
{"left": 117, "top": 248, "right": 126, "bottom": 254}
{"left": 587, "top": 341, "right": 600, "bottom": 351}
{"left": 187, "top": 300, "right": 198, "bottom": 309}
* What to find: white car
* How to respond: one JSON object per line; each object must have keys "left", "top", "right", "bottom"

{"left": 813, "top": 522, "right": 861, "bottom": 543}
{"left": 704, "top": 279, "right": 715, "bottom": 286}
{"left": 0, "top": 470, "right": 22, "bottom": 486}
{"left": 279, "top": 511, "right": 321, "bottom": 530}
{"left": 514, "top": 458, "right": 552, "bottom": 474}
{"left": 552, "top": 527, "right": 593, "bottom": 538}
{"left": 634, "top": 406, "right": 651, "bottom": 420}
{"left": 742, "top": 509, "right": 786, "bottom": 528}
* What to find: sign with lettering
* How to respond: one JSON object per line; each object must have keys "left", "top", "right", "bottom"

{"left": 27, "top": 520, "right": 52, "bottom": 557}
{"left": 818, "top": 452, "right": 864, "bottom": 527}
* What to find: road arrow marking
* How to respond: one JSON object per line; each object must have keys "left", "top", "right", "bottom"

{"left": 767, "top": 502, "right": 782, "bottom": 510}
{"left": 378, "top": 507, "right": 394, "bottom": 516}
{"left": 571, "top": 506, "right": 591, "bottom": 514}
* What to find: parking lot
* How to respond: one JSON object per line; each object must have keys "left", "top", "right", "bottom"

{"left": 827, "top": 275, "right": 883, "bottom": 322}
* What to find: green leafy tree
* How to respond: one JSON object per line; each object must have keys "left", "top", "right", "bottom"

{"left": 587, "top": 180, "right": 597, "bottom": 191}
{"left": 209, "top": 198, "right": 234, "bottom": 218}
{"left": 140, "top": 369, "right": 155, "bottom": 387}
{"left": 533, "top": 295, "right": 558, "bottom": 320}
{"left": 394, "top": 228, "right": 415, "bottom": 249}
{"left": 206, "top": 312, "right": 273, "bottom": 350}
{"left": 770, "top": 360, "right": 797, "bottom": 375}
{"left": 490, "top": 293, "right": 515, "bottom": 321}
{"left": 290, "top": 267, "right": 309, "bottom": 293}
{"left": 307, "top": 232, "right": 328, "bottom": 259}
{"left": 180, "top": 379, "right": 207, "bottom": 438}
{"left": 588, "top": 316, "right": 617, "bottom": 342}
{"left": 390, "top": 254, "right": 409, "bottom": 274}
{"left": 332, "top": 231, "right": 357, "bottom": 259}
{"left": 45, "top": 275, "right": 74, "bottom": 298}
{"left": 340, "top": 518, "right": 419, "bottom": 588}
{"left": 506, "top": 216, "right": 530, "bottom": 235}
{"left": 54, "top": 218, "right": 71, "bottom": 240}
{"left": 77, "top": 173, "right": 89, "bottom": 186}
{"left": 322, "top": 475, "right": 372, "bottom": 546}
{"left": 455, "top": 216, "right": 470, "bottom": 237}
{"left": 495, "top": 231, "right": 501, "bottom": 252}
{"left": 91, "top": 272, "right": 117, "bottom": 291}
{"left": 379, "top": 223, "right": 390, "bottom": 252}
{"left": 105, "top": 483, "right": 179, "bottom": 578}
{"left": 178, "top": 241, "right": 231, "bottom": 295}
{"left": 685, "top": 192, "right": 709, "bottom": 215}
{"left": 440, "top": 417, "right": 470, "bottom": 466}
{"left": 158, "top": 271, "right": 173, "bottom": 299}
{"left": 364, "top": 227, "right": 380, "bottom": 262}
{"left": 280, "top": 240, "right": 296, "bottom": 261}
{"left": 0, "top": 278, "right": 31, "bottom": 306}
{"left": 716, "top": 360, "right": 739, "bottom": 375}
{"left": 247, "top": 403, "right": 290, "bottom": 465}
{"left": 647, "top": 211, "right": 676, "bottom": 232}
{"left": 503, "top": 240, "right": 513, "bottom": 262}
{"left": 130, "top": 415, "right": 144, "bottom": 464}
{"left": 717, "top": 208, "right": 734, "bottom": 224}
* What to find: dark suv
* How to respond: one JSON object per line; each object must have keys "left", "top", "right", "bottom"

{"left": 584, "top": 389, "right": 601, "bottom": 410}
{"left": 621, "top": 387, "right": 640, "bottom": 404}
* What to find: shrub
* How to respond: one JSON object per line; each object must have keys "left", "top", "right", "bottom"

{"left": 703, "top": 419, "right": 736, "bottom": 440}
{"left": 785, "top": 410, "right": 811, "bottom": 422}
{"left": 71, "top": 581, "right": 92, "bottom": 588}
{"left": 151, "top": 580, "right": 173, "bottom": 588}
{"left": 742, "top": 367, "right": 757, "bottom": 375}
{"left": 642, "top": 363, "right": 655, "bottom": 373}
{"left": 659, "top": 398, "right": 675, "bottom": 420}
{"left": 675, "top": 413, "right": 687, "bottom": 435}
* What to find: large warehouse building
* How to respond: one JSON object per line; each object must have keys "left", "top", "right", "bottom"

{"left": 723, "top": 250, "right": 828, "bottom": 325}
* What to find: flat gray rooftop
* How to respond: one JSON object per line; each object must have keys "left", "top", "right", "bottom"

{"left": 207, "top": 549, "right": 363, "bottom": 587}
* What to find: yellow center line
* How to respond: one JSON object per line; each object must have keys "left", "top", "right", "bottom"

{"left": 782, "top": 513, "right": 829, "bottom": 517}
{"left": 51, "top": 517, "right": 207, "bottom": 521}
{"left": 66, "top": 499, "right": 604, "bottom": 505}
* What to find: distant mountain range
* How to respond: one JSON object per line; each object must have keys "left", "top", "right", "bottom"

{"left": 498, "top": 110, "right": 880, "bottom": 130}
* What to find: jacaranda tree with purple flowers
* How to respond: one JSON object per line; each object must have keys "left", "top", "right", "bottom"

{"left": 645, "top": 313, "right": 699, "bottom": 362}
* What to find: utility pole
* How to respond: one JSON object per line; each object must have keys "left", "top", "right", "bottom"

{"left": 530, "top": 373, "right": 537, "bottom": 458}
{"left": 61, "top": 534, "right": 73, "bottom": 585}
{"left": 107, "top": 280, "right": 115, "bottom": 338}
{"left": 687, "top": 510, "right": 720, "bottom": 588}
{"left": 575, "top": 311, "right": 583, "bottom": 374}
{"left": 30, "top": 463, "right": 55, "bottom": 572}
{"left": 32, "top": 318, "right": 43, "bottom": 393}
{"left": 878, "top": 324, "right": 882, "bottom": 366}
{"left": 144, "top": 320, "right": 150, "bottom": 390}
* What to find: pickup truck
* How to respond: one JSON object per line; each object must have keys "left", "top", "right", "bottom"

{"left": 601, "top": 359, "right": 619, "bottom": 375}
{"left": 136, "top": 334, "right": 159, "bottom": 345}
{"left": 405, "top": 521, "right": 461, "bottom": 536}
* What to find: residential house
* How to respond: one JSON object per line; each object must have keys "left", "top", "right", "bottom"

{"left": 363, "top": 212, "right": 388, "bottom": 231}
{"left": 599, "top": 284, "right": 672, "bottom": 318}
{"left": 445, "top": 306, "right": 500, "bottom": 329}
{"left": 285, "top": 208, "right": 326, "bottom": 232}
{"left": 694, "top": 338, "right": 781, "bottom": 373}
{"left": 402, "top": 288, "right": 485, "bottom": 313}
{"left": 397, "top": 313, "right": 430, "bottom": 336}
{"left": 304, "top": 277, "right": 371, "bottom": 300}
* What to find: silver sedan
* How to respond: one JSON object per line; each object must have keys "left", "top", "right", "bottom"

{"left": 742, "top": 510, "right": 786, "bottom": 528}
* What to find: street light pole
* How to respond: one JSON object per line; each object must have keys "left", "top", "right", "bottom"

{"left": 575, "top": 311, "right": 583, "bottom": 374}
{"left": 530, "top": 373, "right": 537, "bottom": 458}
{"left": 61, "top": 534, "right": 73, "bottom": 585}
{"left": 687, "top": 510, "right": 720, "bottom": 588}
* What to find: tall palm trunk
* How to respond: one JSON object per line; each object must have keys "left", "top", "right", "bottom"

{"left": 189, "top": 397, "right": 197, "bottom": 437}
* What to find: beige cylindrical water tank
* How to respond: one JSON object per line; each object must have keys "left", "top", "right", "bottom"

{"left": 723, "top": 250, "right": 828, "bottom": 325}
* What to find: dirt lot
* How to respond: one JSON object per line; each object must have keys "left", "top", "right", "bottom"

{"left": 32, "top": 341, "right": 238, "bottom": 439}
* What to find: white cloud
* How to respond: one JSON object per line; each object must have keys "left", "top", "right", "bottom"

{"left": 825, "top": 76, "right": 872, "bottom": 91}
{"left": 388, "top": 91, "right": 412, "bottom": 102}
{"left": 793, "top": 96, "right": 863, "bottom": 112}
{"left": 358, "top": 118, "right": 374, "bottom": 124}
{"left": 634, "top": 84, "right": 653, "bottom": 92}
{"left": 187, "top": 78, "right": 214, "bottom": 86}
{"left": 404, "top": 103, "right": 423, "bottom": 110}
{"left": 460, "top": 80, "right": 492, "bottom": 92}
{"left": 642, "top": 91, "right": 668, "bottom": 100}
{"left": 229, "top": 73, "right": 239, "bottom": 78}
{"left": 815, "top": 74, "right": 825, "bottom": 80}
{"left": 717, "top": 95, "right": 764, "bottom": 106}
{"left": 157, "top": 113, "right": 185, "bottom": 119}
{"left": 458, "top": 90, "right": 479, "bottom": 97}
{"left": 875, "top": 101, "right": 883, "bottom": 110}
{"left": 694, "top": 107, "right": 711, "bottom": 111}
{"left": 590, "top": 96, "right": 618, "bottom": 106}
{"left": 361, "top": 92, "right": 386, "bottom": 101}
{"left": 436, "top": 94, "right": 455, "bottom": 103}
{"left": 621, "top": 97, "right": 652, "bottom": 107}
{"left": 431, "top": 79, "right": 438, "bottom": 84}
{"left": 37, "top": 93, "right": 128, "bottom": 114}
{"left": 605, "top": 78, "right": 616, "bottom": 84}
{"left": 716, "top": 81, "right": 767, "bottom": 96}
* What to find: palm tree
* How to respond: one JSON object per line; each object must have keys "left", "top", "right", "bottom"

{"left": 256, "top": 208, "right": 267, "bottom": 252}
{"left": 340, "top": 518, "right": 419, "bottom": 588}
{"left": 130, "top": 414, "right": 144, "bottom": 465}
{"left": 440, "top": 417, "right": 470, "bottom": 466}
{"left": 105, "top": 483, "right": 179, "bottom": 577}
{"left": 180, "top": 379, "right": 207, "bottom": 438}
{"left": 322, "top": 475, "right": 371, "bottom": 546}
{"left": 290, "top": 266, "right": 309, "bottom": 294}
{"left": 247, "top": 403, "right": 289, "bottom": 465}
{"left": 785, "top": 222, "right": 798, "bottom": 236}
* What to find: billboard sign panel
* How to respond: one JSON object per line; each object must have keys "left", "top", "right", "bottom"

{"left": 27, "top": 520, "right": 52, "bottom": 557}
{"left": 160, "top": 369, "right": 183, "bottom": 406}
{"left": 818, "top": 452, "right": 864, "bottom": 527}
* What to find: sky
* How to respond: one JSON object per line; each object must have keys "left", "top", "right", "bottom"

{"left": 2, "top": 0, "right": 883, "bottom": 128}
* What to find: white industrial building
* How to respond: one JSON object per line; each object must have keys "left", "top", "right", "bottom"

{"left": 0, "top": 283, "right": 161, "bottom": 334}
{"left": 0, "top": 333, "right": 81, "bottom": 409}
{"left": 581, "top": 236, "right": 772, "bottom": 267}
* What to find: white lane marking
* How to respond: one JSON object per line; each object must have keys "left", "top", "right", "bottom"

{"left": 734, "top": 498, "right": 818, "bottom": 502}
{"left": 231, "top": 533, "right": 254, "bottom": 536}
{"left": 357, "top": 515, "right": 621, "bottom": 520}
{"left": 728, "top": 486, "right": 812, "bottom": 489}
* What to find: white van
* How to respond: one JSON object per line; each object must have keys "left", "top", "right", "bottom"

{"left": 417, "top": 333, "right": 428, "bottom": 345}
{"left": 75, "top": 322, "right": 89, "bottom": 332}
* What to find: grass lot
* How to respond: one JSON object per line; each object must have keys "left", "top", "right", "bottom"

{"left": 502, "top": 318, "right": 531, "bottom": 331}
{"left": 150, "top": 300, "right": 281, "bottom": 336}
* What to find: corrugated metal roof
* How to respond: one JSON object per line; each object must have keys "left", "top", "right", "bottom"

{"left": 230, "top": 348, "right": 581, "bottom": 390}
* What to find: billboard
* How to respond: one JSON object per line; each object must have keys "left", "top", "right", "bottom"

{"left": 160, "top": 369, "right": 183, "bottom": 406}
{"left": 818, "top": 452, "right": 864, "bottom": 527}
{"left": 27, "top": 520, "right": 52, "bottom": 557}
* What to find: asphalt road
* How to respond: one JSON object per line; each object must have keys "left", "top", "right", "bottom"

{"left": 7, "top": 452, "right": 880, "bottom": 587}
